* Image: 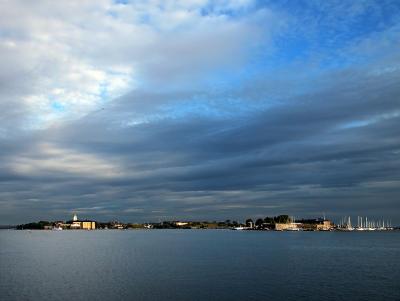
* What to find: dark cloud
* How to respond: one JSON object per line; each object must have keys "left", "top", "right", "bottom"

{"left": 1, "top": 61, "right": 399, "bottom": 224}
{"left": 0, "top": 0, "right": 399, "bottom": 224}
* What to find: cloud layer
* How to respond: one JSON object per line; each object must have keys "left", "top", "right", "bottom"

{"left": 0, "top": 0, "right": 399, "bottom": 224}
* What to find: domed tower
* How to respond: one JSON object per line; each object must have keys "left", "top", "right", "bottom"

{"left": 73, "top": 214, "right": 78, "bottom": 222}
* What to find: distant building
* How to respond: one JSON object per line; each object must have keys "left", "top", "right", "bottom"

{"left": 298, "top": 219, "right": 333, "bottom": 231}
{"left": 70, "top": 222, "right": 81, "bottom": 229}
{"left": 68, "top": 214, "right": 96, "bottom": 230}
{"left": 274, "top": 223, "right": 299, "bottom": 231}
{"left": 81, "top": 221, "right": 96, "bottom": 230}
{"left": 113, "top": 223, "right": 125, "bottom": 229}
{"left": 174, "top": 222, "right": 189, "bottom": 227}
{"left": 55, "top": 222, "right": 70, "bottom": 229}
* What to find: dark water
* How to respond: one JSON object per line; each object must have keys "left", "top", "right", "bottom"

{"left": 1, "top": 230, "right": 399, "bottom": 301}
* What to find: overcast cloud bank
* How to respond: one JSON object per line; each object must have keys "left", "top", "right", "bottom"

{"left": 1, "top": 0, "right": 399, "bottom": 224}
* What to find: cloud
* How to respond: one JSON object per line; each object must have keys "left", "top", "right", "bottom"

{"left": 0, "top": 0, "right": 399, "bottom": 224}
{"left": 8, "top": 143, "right": 124, "bottom": 179}
{"left": 2, "top": 55, "right": 399, "bottom": 223}
{"left": 0, "top": 0, "right": 279, "bottom": 130}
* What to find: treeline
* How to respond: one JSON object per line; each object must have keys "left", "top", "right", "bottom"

{"left": 246, "top": 215, "right": 292, "bottom": 227}
{"left": 152, "top": 215, "right": 293, "bottom": 229}
{"left": 16, "top": 221, "right": 52, "bottom": 230}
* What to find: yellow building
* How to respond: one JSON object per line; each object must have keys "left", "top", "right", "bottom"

{"left": 81, "top": 221, "right": 96, "bottom": 230}
{"left": 274, "top": 223, "right": 298, "bottom": 231}
{"left": 315, "top": 220, "right": 333, "bottom": 231}
{"left": 68, "top": 215, "right": 96, "bottom": 230}
{"left": 298, "top": 219, "right": 333, "bottom": 231}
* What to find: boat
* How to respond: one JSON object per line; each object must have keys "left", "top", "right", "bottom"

{"left": 232, "top": 226, "right": 246, "bottom": 230}
{"left": 285, "top": 227, "right": 300, "bottom": 231}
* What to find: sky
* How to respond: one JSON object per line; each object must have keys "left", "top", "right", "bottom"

{"left": 0, "top": 0, "right": 400, "bottom": 224}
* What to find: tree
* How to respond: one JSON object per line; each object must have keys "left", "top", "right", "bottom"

{"left": 245, "top": 219, "right": 254, "bottom": 227}
{"left": 275, "top": 215, "right": 290, "bottom": 224}
{"left": 255, "top": 218, "right": 264, "bottom": 226}
{"left": 264, "top": 217, "right": 274, "bottom": 224}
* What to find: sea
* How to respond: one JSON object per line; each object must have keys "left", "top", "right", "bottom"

{"left": 0, "top": 230, "right": 399, "bottom": 301}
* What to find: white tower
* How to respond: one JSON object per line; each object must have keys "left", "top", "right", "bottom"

{"left": 73, "top": 214, "right": 78, "bottom": 221}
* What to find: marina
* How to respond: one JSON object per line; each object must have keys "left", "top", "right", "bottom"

{"left": 337, "top": 216, "right": 394, "bottom": 231}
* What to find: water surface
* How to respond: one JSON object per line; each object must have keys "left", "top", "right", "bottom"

{"left": 1, "top": 230, "right": 399, "bottom": 301}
